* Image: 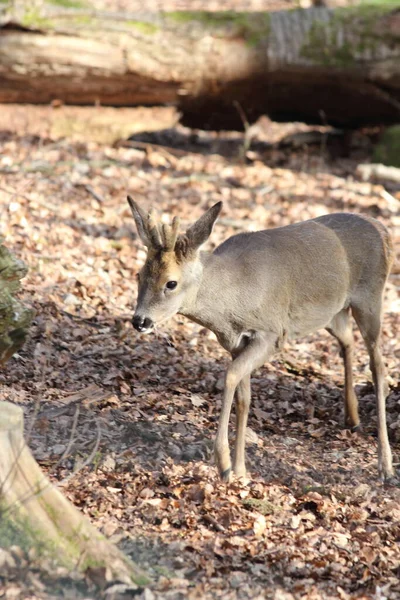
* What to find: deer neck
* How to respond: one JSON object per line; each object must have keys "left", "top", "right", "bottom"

{"left": 179, "top": 251, "right": 216, "bottom": 326}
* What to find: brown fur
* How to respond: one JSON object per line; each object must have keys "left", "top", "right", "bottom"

{"left": 128, "top": 198, "right": 396, "bottom": 483}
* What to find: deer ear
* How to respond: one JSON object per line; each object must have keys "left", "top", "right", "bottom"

{"left": 185, "top": 202, "right": 222, "bottom": 251}
{"left": 127, "top": 196, "right": 150, "bottom": 247}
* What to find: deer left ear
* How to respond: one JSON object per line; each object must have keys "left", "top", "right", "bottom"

{"left": 127, "top": 196, "right": 150, "bottom": 247}
{"left": 185, "top": 202, "right": 222, "bottom": 251}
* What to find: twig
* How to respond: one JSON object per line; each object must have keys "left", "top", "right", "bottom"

{"left": 380, "top": 189, "right": 399, "bottom": 213}
{"left": 318, "top": 110, "right": 329, "bottom": 171}
{"left": 59, "top": 418, "right": 102, "bottom": 486}
{"left": 0, "top": 184, "right": 31, "bottom": 204}
{"left": 59, "top": 309, "right": 105, "bottom": 328}
{"left": 331, "top": 542, "right": 352, "bottom": 555}
{"left": 26, "top": 397, "right": 42, "bottom": 446}
{"left": 233, "top": 101, "right": 251, "bottom": 161}
{"left": 0, "top": 439, "right": 26, "bottom": 501}
{"left": 0, "top": 184, "right": 61, "bottom": 212}
{"left": 52, "top": 405, "right": 80, "bottom": 470}
{"left": 1, "top": 415, "right": 100, "bottom": 517}
{"left": 72, "top": 346, "right": 127, "bottom": 360}
{"left": 74, "top": 183, "right": 106, "bottom": 204}
{"left": 202, "top": 513, "right": 226, "bottom": 532}
{"left": 369, "top": 83, "right": 400, "bottom": 113}
{"left": 256, "top": 185, "right": 274, "bottom": 196}
{"left": 163, "top": 174, "right": 219, "bottom": 186}
{"left": 0, "top": 401, "right": 53, "bottom": 516}
{"left": 0, "top": 473, "right": 52, "bottom": 520}
{"left": 117, "top": 139, "right": 192, "bottom": 158}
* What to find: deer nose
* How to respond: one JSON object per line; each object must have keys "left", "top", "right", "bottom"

{"left": 132, "top": 315, "right": 153, "bottom": 332}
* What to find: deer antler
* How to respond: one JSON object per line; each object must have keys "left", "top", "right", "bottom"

{"left": 161, "top": 216, "right": 180, "bottom": 251}
{"left": 146, "top": 210, "right": 179, "bottom": 252}
{"left": 127, "top": 196, "right": 181, "bottom": 251}
{"left": 146, "top": 210, "right": 181, "bottom": 252}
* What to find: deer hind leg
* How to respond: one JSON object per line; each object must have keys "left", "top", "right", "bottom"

{"left": 352, "top": 300, "right": 394, "bottom": 481}
{"left": 214, "top": 332, "right": 277, "bottom": 482}
{"left": 326, "top": 307, "right": 360, "bottom": 429}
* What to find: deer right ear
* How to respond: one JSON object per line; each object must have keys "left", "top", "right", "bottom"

{"left": 185, "top": 201, "right": 223, "bottom": 251}
{"left": 127, "top": 196, "right": 150, "bottom": 247}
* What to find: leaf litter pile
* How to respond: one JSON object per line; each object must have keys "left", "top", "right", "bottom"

{"left": 0, "top": 106, "right": 399, "bottom": 600}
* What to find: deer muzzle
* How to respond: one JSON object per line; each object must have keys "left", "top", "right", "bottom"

{"left": 132, "top": 315, "right": 154, "bottom": 333}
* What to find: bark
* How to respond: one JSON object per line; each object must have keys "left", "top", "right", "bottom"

{"left": 0, "top": 4, "right": 399, "bottom": 128}
{"left": 0, "top": 401, "right": 149, "bottom": 586}
{"left": 0, "top": 245, "right": 32, "bottom": 364}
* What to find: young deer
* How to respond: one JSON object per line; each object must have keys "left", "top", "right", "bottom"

{"left": 128, "top": 196, "right": 395, "bottom": 483}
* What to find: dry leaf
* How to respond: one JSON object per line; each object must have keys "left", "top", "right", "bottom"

{"left": 253, "top": 514, "right": 267, "bottom": 537}
{"left": 190, "top": 394, "right": 205, "bottom": 407}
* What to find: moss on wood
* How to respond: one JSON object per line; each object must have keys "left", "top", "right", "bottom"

{"left": 167, "top": 11, "right": 270, "bottom": 46}
{"left": 300, "top": 2, "right": 400, "bottom": 67}
{"left": 125, "top": 20, "right": 159, "bottom": 35}
{"left": 48, "top": 0, "right": 88, "bottom": 7}
{"left": 21, "top": 8, "right": 54, "bottom": 30}
{"left": 0, "top": 245, "right": 32, "bottom": 363}
{"left": 373, "top": 125, "right": 400, "bottom": 167}
{"left": 0, "top": 502, "right": 59, "bottom": 559}
{"left": 0, "top": 402, "right": 150, "bottom": 585}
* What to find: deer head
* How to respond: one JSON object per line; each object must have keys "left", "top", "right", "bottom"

{"left": 127, "top": 196, "right": 222, "bottom": 333}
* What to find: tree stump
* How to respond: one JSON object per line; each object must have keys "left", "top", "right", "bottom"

{"left": 0, "top": 401, "right": 149, "bottom": 586}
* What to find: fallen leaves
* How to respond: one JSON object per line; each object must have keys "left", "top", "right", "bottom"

{"left": 0, "top": 97, "right": 399, "bottom": 600}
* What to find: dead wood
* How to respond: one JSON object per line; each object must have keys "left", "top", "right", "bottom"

{"left": 0, "top": 244, "right": 32, "bottom": 363}
{"left": 0, "top": 401, "right": 149, "bottom": 587}
{"left": 0, "top": 5, "right": 399, "bottom": 128}
{"left": 356, "top": 163, "right": 400, "bottom": 185}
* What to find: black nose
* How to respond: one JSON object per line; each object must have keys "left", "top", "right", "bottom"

{"left": 132, "top": 315, "right": 153, "bottom": 332}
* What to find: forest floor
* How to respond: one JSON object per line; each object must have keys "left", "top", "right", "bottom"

{"left": 0, "top": 98, "right": 399, "bottom": 600}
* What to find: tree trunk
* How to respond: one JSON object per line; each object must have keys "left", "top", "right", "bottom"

{"left": 0, "top": 245, "right": 32, "bottom": 363}
{"left": 0, "top": 401, "right": 149, "bottom": 587}
{"left": 0, "top": 4, "right": 399, "bottom": 129}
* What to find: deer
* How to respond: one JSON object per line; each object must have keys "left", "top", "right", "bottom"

{"left": 127, "top": 196, "right": 396, "bottom": 483}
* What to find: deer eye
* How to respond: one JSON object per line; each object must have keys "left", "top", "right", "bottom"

{"left": 166, "top": 280, "right": 177, "bottom": 290}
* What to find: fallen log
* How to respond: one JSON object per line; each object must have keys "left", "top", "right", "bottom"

{"left": 0, "top": 401, "right": 149, "bottom": 587}
{"left": 0, "top": 4, "right": 399, "bottom": 129}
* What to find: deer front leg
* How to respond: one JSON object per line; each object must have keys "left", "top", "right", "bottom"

{"left": 214, "top": 368, "right": 236, "bottom": 482}
{"left": 214, "top": 333, "right": 277, "bottom": 482}
{"left": 233, "top": 374, "right": 251, "bottom": 479}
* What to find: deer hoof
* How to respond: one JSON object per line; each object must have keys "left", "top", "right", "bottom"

{"left": 220, "top": 467, "right": 232, "bottom": 483}
{"left": 233, "top": 465, "right": 247, "bottom": 480}
{"left": 379, "top": 465, "right": 398, "bottom": 486}
{"left": 350, "top": 423, "right": 362, "bottom": 433}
